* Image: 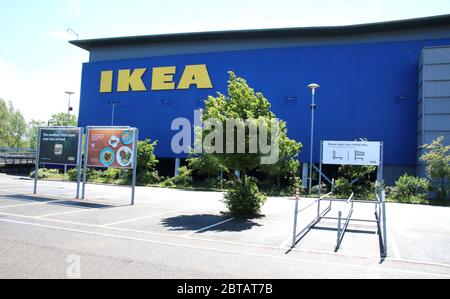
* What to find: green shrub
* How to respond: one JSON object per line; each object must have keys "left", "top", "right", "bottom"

{"left": 384, "top": 186, "right": 396, "bottom": 198}
{"left": 204, "top": 177, "right": 225, "bottom": 189}
{"left": 29, "top": 169, "right": 41, "bottom": 179}
{"left": 140, "top": 170, "right": 161, "bottom": 185}
{"left": 336, "top": 165, "right": 376, "bottom": 198}
{"left": 288, "top": 177, "right": 303, "bottom": 196}
{"left": 311, "top": 183, "right": 328, "bottom": 195}
{"left": 103, "top": 168, "right": 122, "bottom": 180}
{"left": 225, "top": 176, "right": 267, "bottom": 217}
{"left": 172, "top": 166, "right": 193, "bottom": 186}
{"left": 334, "top": 178, "right": 353, "bottom": 197}
{"left": 86, "top": 168, "right": 102, "bottom": 181}
{"left": 391, "top": 174, "right": 430, "bottom": 204}
{"left": 47, "top": 169, "right": 60, "bottom": 175}
{"left": 136, "top": 139, "right": 159, "bottom": 182}
{"left": 30, "top": 168, "right": 61, "bottom": 179}
{"left": 160, "top": 178, "right": 175, "bottom": 188}
{"left": 67, "top": 168, "right": 79, "bottom": 181}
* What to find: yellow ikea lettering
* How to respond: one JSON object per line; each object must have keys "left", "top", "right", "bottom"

{"left": 117, "top": 68, "right": 147, "bottom": 92}
{"left": 178, "top": 65, "right": 213, "bottom": 90}
{"left": 99, "top": 64, "right": 213, "bottom": 93}
{"left": 100, "top": 71, "right": 113, "bottom": 93}
{"left": 152, "top": 66, "right": 176, "bottom": 90}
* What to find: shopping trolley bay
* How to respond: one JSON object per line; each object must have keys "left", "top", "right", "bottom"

{"left": 0, "top": 174, "right": 450, "bottom": 279}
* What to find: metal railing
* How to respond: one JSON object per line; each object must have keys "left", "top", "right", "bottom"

{"left": 336, "top": 193, "right": 354, "bottom": 250}
{"left": 291, "top": 189, "right": 387, "bottom": 256}
{"left": 0, "top": 147, "right": 36, "bottom": 166}
{"left": 292, "top": 196, "right": 332, "bottom": 247}
{"left": 375, "top": 191, "right": 387, "bottom": 256}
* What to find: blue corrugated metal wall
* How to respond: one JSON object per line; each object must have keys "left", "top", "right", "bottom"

{"left": 78, "top": 38, "right": 450, "bottom": 166}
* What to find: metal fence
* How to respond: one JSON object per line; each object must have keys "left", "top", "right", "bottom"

{"left": 0, "top": 147, "right": 36, "bottom": 166}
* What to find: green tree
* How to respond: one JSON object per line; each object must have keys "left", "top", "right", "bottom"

{"left": 0, "top": 99, "right": 9, "bottom": 146}
{"left": 8, "top": 102, "right": 27, "bottom": 148}
{"left": 334, "top": 165, "right": 377, "bottom": 198}
{"left": 135, "top": 139, "right": 159, "bottom": 184}
{"left": 202, "top": 72, "right": 301, "bottom": 176}
{"left": 187, "top": 154, "right": 228, "bottom": 178}
{"left": 391, "top": 174, "right": 430, "bottom": 204}
{"left": 201, "top": 72, "right": 302, "bottom": 216}
{"left": 48, "top": 112, "right": 77, "bottom": 127}
{"left": 259, "top": 121, "right": 302, "bottom": 186}
{"left": 26, "top": 119, "right": 46, "bottom": 148}
{"left": 420, "top": 136, "right": 450, "bottom": 198}
{"left": 202, "top": 72, "right": 274, "bottom": 176}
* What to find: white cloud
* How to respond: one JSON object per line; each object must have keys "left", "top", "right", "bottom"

{"left": 0, "top": 58, "right": 81, "bottom": 122}
{"left": 66, "top": 0, "right": 81, "bottom": 19}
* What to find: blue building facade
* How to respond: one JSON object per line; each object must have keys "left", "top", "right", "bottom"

{"left": 72, "top": 15, "right": 450, "bottom": 183}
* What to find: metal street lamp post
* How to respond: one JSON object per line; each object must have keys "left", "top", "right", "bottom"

{"left": 108, "top": 101, "right": 120, "bottom": 126}
{"left": 65, "top": 91, "right": 74, "bottom": 119}
{"left": 307, "top": 83, "right": 320, "bottom": 195}
{"left": 64, "top": 91, "right": 75, "bottom": 179}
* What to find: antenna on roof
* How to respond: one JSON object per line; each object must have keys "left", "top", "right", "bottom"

{"left": 67, "top": 28, "right": 79, "bottom": 40}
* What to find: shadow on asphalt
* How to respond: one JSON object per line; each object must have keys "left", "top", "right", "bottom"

{"left": 3, "top": 194, "right": 57, "bottom": 203}
{"left": 2, "top": 194, "right": 117, "bottom": 209}
{"left": 161, "top": 214, "right": 262, "bottom": 233}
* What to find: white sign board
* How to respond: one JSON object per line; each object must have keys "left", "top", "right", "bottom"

{"left": 322, "top": 141, "right": 381, "bottom": 166}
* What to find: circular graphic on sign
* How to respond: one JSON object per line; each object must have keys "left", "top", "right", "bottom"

{"left": 121, "top": 130, "right": 134, "bottom": 145}
{"left": 117, "top": 146, "right": 133, "bottom": 168}
{"left": 100, "top": 147, "right": 115, "bottom": 167}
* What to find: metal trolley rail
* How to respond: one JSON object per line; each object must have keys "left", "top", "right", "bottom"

{"left": 291, "top": 140, "right": 388, "bottom": 257}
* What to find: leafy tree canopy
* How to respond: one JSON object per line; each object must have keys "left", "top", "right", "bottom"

{"left": 48, "top": 112, "right": 77, "bottom": 127}
{"left": 420, "top": 136, "right": 450, "bottom": 182}
{"left": 201, "top": 71, "right": 302, "bottom": 175}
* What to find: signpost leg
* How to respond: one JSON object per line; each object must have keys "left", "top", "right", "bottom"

{"left": 33, "top": 163, "right": 39, "bottom": 195}
{"left": 317, "top": 142, "right": 323, "bottom": 218}
{"left": 131, "top": 129, "right": 139, "bottom": 206}
{"left": 337, "top": 211, "right": 342, "bottom": 248}
{"left": 302, "top": 163, "right": 308, "bottom": 189}
{"left": 76, "top": 128, "right": 83, "bottom": 199}
{"left": 382, "top": 191, "right": 387, "bottom": 256}
{"left": 292, "top": 198, "right": 299, "bottom": 247}
{"left": 174, "top": 158, "right": 181, "bottom": 177}
{"left": 33, "top": 128, "right": 41, "bottom": 195}
{"left": 82, "top": 129, "right": 89, "bottom": 200}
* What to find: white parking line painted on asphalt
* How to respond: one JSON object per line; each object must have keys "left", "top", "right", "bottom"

{"left": 182, "top": 218, "right": 235, "bottom": 237}
{"left": 0, "top": 210, "right": 382, "bottom": 261}
{"left": 0, "top": 211, "right": 190, "bottom": 238}
{"left": 36, "top": 207, "right": 106, "bottom": 219}
{"left": 0, "top": 217, "right": 449, "bottom": 278}
{"left": 0, "top": 199, "right": 68, "bottom": 209}
{"left": 0, "top": 192, "right": 77, "bottom": 200}
{"left": 101, "top": 206, "right": 203, "bottom": 227}
{"left": 1, "top": 210, "right": 450, "bottom": 270}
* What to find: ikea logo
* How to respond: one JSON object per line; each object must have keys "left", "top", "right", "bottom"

{"left": 99, "top": 64, "right": 213, "bottom": 93}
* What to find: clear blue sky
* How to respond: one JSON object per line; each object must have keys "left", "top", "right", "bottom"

{"left": 1, "top": 0, "right": 449, "bottom": 121}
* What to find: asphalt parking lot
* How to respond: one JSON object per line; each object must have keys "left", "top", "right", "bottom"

{"left": 0, "top": 173, "right": 449, "bottom": 279}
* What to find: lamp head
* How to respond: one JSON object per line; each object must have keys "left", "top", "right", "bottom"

{"left": 307, "top": 83, "right": 320, "bottom": 90}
